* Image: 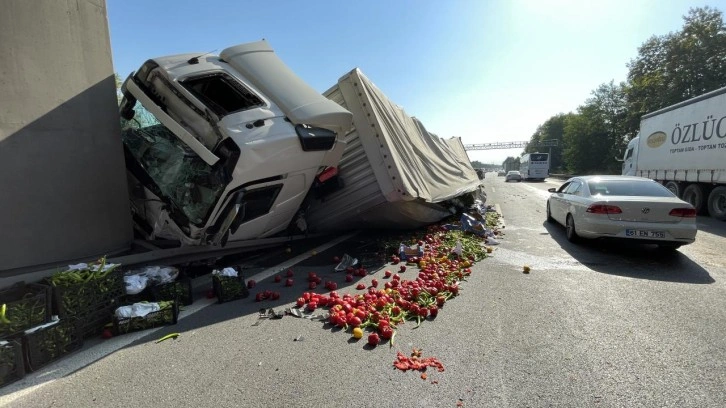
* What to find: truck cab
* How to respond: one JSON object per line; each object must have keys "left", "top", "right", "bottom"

{"left": 118, "top": 41, "right": 353, "bottom": 246}
{"left": 621, "top": 134, "right": 639, "bottom": 176}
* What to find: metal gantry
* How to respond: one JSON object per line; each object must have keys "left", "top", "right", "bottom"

{"left": 463, "top": 139, "right": 558, "bottom": 151}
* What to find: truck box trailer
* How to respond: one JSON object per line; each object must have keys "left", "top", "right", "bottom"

{"left": 622, "top": 86, "right": 726, "bottom": 220}
{"left": 303, "top": 68, "right": 482, "bottom": 231}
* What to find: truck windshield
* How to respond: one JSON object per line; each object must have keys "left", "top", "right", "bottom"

{"left": 121, "top": 101, "right": 226, "bottom": 226}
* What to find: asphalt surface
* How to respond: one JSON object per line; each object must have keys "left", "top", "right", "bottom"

{"left": 2, "top": 174, "right": 724, "bottom": 407}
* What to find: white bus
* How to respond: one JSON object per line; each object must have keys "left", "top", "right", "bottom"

{"left": 520, "top": 153, "right": 549, "bottom": 181}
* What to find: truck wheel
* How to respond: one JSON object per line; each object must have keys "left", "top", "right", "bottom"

{"left": 682, "top": 184, "right": 706, "bottom": 214}
{"left": 664, "top": 181, "right": 682, "bottom": 198}
{"left": 707, "top": 186, "right": 726, "bottom": 221}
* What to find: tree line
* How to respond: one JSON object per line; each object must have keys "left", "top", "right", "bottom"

{"left": 504, "top": 6, "right": 726, "bottom": 175}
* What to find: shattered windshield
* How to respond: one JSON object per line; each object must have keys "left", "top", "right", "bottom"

{"left": 121, "top": 102, "right": 227, "bottom": 227}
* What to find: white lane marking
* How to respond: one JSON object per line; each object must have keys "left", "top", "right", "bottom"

{"left": 491, "top": 187, "right": 496, "bottom": 193}
{"left": 0, "top": 232, "right": 359, "bottom": 405}
{"left": 246, "top": 231, "right": 359, "bottom": 283}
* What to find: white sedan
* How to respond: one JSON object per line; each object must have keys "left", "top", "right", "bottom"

{"left": 546, "top": 175, "right": 697, "bottom": 250}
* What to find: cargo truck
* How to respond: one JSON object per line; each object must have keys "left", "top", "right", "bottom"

{"left": 622, "top": 86, "right": 726, "bottom": 220}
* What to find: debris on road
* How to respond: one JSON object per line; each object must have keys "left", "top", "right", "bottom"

{"left": 155, "top": 332, "right": 180, "bottom": 344}
{"left": 393, "top": 348, "right": 445, "bottom": 378}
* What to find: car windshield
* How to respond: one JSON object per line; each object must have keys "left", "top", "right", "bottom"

{"left": 587, "top": 180, "right": 674, "bottom": 197}
{"left": 508, "top": 171, "right": 520, "bottom": 175}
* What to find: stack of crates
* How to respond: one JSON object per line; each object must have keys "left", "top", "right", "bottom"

{"left": 0, "top": 282, "right": 51, "bottom": 388}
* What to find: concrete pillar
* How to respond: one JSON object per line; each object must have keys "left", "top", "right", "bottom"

{"left": 0, "top": 0, "right": 133, "bottom": 274}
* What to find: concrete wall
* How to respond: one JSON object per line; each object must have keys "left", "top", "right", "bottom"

{"left": 0, "top": 0, "right": 133, "bottom": 274}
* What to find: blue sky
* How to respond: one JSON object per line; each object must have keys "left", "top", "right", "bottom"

{"left": 106, "top": 0, "right": 723, "bottom": 165}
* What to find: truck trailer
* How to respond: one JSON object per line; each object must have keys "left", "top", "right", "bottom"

{"left": 302, "top": 68, "right": 483, "bottom": 231}
{"left": 622, "top": 86, "right": 726, "bottom": 220}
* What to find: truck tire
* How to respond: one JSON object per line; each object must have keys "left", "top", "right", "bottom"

{"left": 707, "top": 186, "right": 726, "bottom": 221}
{"left": 682, "top": 184, "right": 706, "bottom": 214}
{"left": 664, "top": 181, "right": 682, "bottom": 198}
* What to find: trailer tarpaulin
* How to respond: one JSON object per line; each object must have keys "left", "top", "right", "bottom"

{"left": 354, "top": 69, "right": 480, "bottom": 203}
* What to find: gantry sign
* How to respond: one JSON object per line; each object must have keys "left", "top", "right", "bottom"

{"left": 463, "top": 139, "right": 558, "bottom": 151}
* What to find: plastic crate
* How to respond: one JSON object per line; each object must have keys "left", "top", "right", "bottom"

{"left": 52, "top": 269, "right": 126, "bottom": 321}
{"left": 212, "top": 275, "right": 249, "bottom": 304}
{"left": 113, "top": 301, "right": 179, "bottom": 335}
{"left": 22, "top": 319, "right": 83, "bottom": 372}
{"left": 81, "top": 304, "right": 117, "bottom": 338}
{"left": 0, "top": 340, "right": 24, "bottom": 389}
{"left": 121, "top": 287, "right": 154, "bottom": 305}
{"left": 151, "top": 277, "right": 193, "bottom": 306}
{"left": 0, "top": 282, "right": 52, "bottom": 339}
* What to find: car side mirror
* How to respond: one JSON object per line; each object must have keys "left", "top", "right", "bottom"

{"left": 547, "top": 188, "right": 557, "bottom": 193}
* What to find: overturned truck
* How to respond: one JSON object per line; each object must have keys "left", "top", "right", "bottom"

{"left": 303, "top": 68, "right": 483, "bottom": 231}
{"left": 118, "top": 40, "right": 352, "bottom": 246}
{"left": 119, "top": 41, "right": 481, "bottom": 246}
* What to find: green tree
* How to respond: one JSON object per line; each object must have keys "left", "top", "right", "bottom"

{"left": 502, "top": 156, "right": 520, "bottom": 172}
{"left": 625, "top": 6, "right": 726, "bottom": 135}
{"left": 525, "top": 114, "right": 571, "bottom": 172}
{"left": 563, "top": 81, "right": 627, "bottom": 174}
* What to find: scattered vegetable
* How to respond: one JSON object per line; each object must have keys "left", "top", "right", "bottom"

{"left": 155, "top": 332, "right": 180, "bottom": 343}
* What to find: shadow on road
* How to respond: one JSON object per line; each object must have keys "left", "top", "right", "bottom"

{"left": 542, "top": 221, "right": 715, "bottom": 284}
{"left": 696, "top": 216, "right": 726, "bottom": 238}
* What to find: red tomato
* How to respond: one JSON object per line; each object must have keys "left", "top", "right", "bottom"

{"left": 296, "top": 297, "right": 306, "bottom": 307}
{"left": 345, "top": 274, "right": 353, "bottom": 282}
{"left": 380, "top": 326, "right": 393, "bottom": 340}
{"left": 247, "top": 280, "right": 256, "bottom": 289}
{"left": 371, "top": 278, "right": 378, "bottom": 288}
{"left": 286, "top": 269, "right": 294, "bottom": 277}
{"left": 356, "top": 283, "right": 366, "bottom": 290}
{"left": 384, "top": 270, "right": 392, "bottom": 278}
{"left": 368, "top": 332, "right": 380, "bottom": 346}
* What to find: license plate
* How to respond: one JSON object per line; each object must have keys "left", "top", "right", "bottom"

{"left": 625, "top": 229, "right": 665, "bottom": 239}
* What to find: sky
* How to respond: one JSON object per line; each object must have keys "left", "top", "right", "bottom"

{"left": 106, "top": 0, "right": 724, "bottom": 165}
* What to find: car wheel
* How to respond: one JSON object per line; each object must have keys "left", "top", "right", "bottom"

{"left": 565, "top": 214, "right": 579, "bottom": 243}
{"left": 546, "top": 202, "right": 554, "bottom": 223}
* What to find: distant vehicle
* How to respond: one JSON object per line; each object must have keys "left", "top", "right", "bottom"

{"left": 497, "top": 170, "right": 506, "bottom": 177}
{"left": 476, "top": 169, "right": 485, "bottom": 179}
{"left": 546, "top": 175, "right": 697, "bottom": 250}
{"left": 622, "top": 86, "right": 726, "bottom": 220}
{"left": 520, "top": 152, "right": 549, "bottom": 181}
{"left": 505, "top": 171, "right": 522, "bottom": 182}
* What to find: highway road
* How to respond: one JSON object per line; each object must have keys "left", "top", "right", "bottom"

{"left": 2, "top": 173, "right": 724, "bottom": 407}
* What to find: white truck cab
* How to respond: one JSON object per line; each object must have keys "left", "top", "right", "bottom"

{"left": 119, "top": 41, "right": 353, "bottom": 246}
{"left": 621, "top": 134, "right": 639, "bottom": 177}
